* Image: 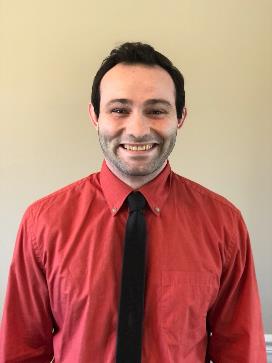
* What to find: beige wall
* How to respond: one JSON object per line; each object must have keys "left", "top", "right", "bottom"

{"left": 1, "top": 0, "right": 271, "bottom": 333}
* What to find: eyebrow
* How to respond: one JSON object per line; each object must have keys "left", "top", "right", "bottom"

{"left": 106, "top": 99, "right": 132, "bottom": 106}
{"left": 106, "top": 98, "right": 173, "bottom": 107}
{"left": 143, "top": 99, "right": 172, "bottom": 108}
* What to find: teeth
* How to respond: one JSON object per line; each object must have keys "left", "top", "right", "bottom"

{"left": 123, "top": 144, "right": 154, "bottom": 151}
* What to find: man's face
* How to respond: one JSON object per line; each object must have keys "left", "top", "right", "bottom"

{"left": 91, "top": 63, "right": 186, "bottom": 178}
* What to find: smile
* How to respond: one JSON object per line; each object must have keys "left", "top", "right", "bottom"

{"left": 122, "top": 144, "right": 155, "bottom": 151}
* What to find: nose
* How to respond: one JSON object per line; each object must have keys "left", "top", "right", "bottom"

{"left": 125, "top": 112, "right": 150, "bottom": 138}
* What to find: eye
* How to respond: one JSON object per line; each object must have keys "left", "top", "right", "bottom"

{"left": 111, "top": 108, "right": 129, "bottom": 115}
{"left": 146, "top": 109, "right": 167, "bottom": 116}
{"left": 152, "top": 110, "right": 163, "bottom": 114}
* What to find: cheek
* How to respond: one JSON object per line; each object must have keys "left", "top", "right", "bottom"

{"left": 98, "top": 113, "right": 126, "bottom": 132}
{"left": 154, "top": 123, "right": 178, "bottom": 138}
{"left": 98, "top": 120, "right": 121, "bottom": 136}
{"left": 98, "top": 122, "right": 124, "bottom": 146}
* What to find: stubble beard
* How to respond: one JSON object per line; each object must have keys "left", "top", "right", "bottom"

{"left": 98, "top": 129, "right": 177, "bottom": 177}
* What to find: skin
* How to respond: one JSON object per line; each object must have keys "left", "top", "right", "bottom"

{"left": 88, "top": 63, "right": 187, "bottom": 189}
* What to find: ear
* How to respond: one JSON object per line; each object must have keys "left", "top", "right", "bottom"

{"left": 177, "top": 107, "right": 187, "bottom": 129}
{"left": 88, "top": 103, "right": 99, "bottom": 130}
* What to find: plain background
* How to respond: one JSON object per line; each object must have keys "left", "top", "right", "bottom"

{"left": 0, "top": 0, "right": 271, "bottom": 334}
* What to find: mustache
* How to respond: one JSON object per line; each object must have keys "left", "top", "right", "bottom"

{"left": 110, "top": 132, "right": 163, "bottom": 144}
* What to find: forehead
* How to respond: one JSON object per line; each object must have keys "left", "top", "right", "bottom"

{"left": 99, "top": 63, "right": 176, "bottom": 104}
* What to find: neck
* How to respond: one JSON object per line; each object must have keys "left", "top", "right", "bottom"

{"left": 105, "top": 160, "right": 167, "bottom": 190}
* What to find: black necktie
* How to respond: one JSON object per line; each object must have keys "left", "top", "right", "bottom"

{"left": 116, "top": 191, "right": 147, "bottom": 363}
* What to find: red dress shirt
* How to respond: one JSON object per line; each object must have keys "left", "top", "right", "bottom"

{"left": 0, "top": 161, "right": 266, "bottom": 362}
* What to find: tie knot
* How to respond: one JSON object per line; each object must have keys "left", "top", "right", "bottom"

{"left": 127, "top": 192, "right": 146, "bottom": 212}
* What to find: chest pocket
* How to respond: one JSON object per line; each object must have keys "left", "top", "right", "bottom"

{"left": 161, "top": 271, "right": 218, "bottom": 358}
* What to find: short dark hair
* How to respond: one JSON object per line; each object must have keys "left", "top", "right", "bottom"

{"left": 91, "top": 42, "right": 185, "bottom": 118}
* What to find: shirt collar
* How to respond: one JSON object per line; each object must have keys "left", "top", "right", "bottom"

{"left": 99, "top": 160, "right": 172, "bottom": 216}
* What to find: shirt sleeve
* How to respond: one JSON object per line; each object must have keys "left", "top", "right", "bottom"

{"left": 206, "top": 211, "right": 267, "bottom": 363}
{"left": 0, "top": 207, "right": 54, "bottom": 363}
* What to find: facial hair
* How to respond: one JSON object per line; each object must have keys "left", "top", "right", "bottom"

{"left": 98, "top": 128, "right": 177, "bottom": 177}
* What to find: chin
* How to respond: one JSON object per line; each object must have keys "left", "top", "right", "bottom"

{"left": 118, "top": 162, "right": 163, "bottom": 178}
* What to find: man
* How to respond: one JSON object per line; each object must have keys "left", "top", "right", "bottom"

{"left": 0, "top": 42, "right": 266, "bottom": 362}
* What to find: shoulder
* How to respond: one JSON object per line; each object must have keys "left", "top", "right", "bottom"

{"left": 25, "top": 171, "right": 101, "bottom": 220}
{"left": 171, "top": 171, "right": 249, "bottom": 264}
{"left": 171, "top": 171, "right": 241, "bottom": 217}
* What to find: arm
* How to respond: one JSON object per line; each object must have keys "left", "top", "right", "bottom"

{"left": 0, "top": 208, "right": 54, "bottom": 363}
{"left": 206, "top": 212, "right": 267, "bottom": 363}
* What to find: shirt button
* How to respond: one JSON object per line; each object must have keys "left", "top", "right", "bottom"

{"left": 154, "top": 207, "right": 160, "bottom": 213}
{"left": 112, "top": 207, "right": 117, "bottom": 213}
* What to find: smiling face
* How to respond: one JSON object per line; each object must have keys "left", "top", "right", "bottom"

{"left": 89, "top": 63, "right": 186, "bottom": 185}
